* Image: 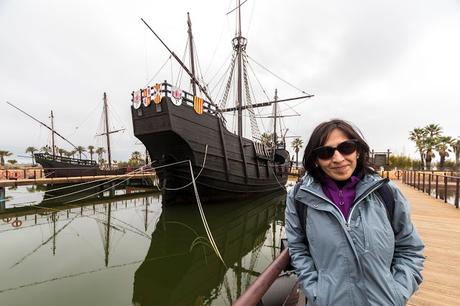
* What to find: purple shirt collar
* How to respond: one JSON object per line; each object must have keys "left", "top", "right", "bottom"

{"left": 321, "top": 175, "right": 361, "bottom": 220}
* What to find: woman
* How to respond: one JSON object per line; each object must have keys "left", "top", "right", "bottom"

{"left": 285, "top": 119, "right": 424, "bottom": 306}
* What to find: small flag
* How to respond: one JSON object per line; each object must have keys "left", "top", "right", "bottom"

{"left": 193, "top": 96, "right": 203, "bottom": 114}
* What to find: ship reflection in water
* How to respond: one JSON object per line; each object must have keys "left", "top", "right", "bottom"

{"left": 133, "top": 191, "right": 287, "bottom": 306}
{"left": 0, "top": 184, "right": 287, "bottom": 306}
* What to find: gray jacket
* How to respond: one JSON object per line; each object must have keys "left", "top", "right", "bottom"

{"left": 285, "top": 174, "right": 424, "bottom": 306}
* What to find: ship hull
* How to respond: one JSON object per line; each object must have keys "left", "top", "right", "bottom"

{"left": 131, "top": 88, "right": 290, "bottom": 201}
{"left": 34, "top": 153, "right": 125, "bottom": 178}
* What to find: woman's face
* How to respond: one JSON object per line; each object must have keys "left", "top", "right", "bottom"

{"left": 316, "top": 128, "right": 358, "bottom": 181}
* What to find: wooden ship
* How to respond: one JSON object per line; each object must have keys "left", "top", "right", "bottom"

{"left": 131, "top": 2, "right": 312, "bottom": 201}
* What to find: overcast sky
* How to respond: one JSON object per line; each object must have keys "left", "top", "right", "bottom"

{"left": 1, "top": 0, "right": 459, "bottom": 164}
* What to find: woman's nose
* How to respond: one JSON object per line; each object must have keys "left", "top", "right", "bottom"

{"left": 331, "top": 150, "right": 345, "bottom": 162}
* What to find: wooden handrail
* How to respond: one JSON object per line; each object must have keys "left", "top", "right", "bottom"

{"left": 233, "top": 248, "right": 291, "bottom": 306}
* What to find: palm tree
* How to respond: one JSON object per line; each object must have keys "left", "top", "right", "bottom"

{"left": 453, "top": 138, "right": 460, "bottom": 171}
{"left": 260, "top": 132, "right": 274, "bottom": 147}
{"left": 58, "top": 148, "right": 67, "bottom": 157}
{"left": 7, "top": 160, "right": 17, "bottom": 166}
{"left": 87, "top": 145, "right": 95, "bottom": 161}
{"left": 0, "top": 150, "right": 13, "bottom": 166}
{"left": 75, "top": 146, "right": 86, "bottom": 159}
{"left": 291, "top": 138, "right": 303, "bottom": 168}
{"left": 96, "top": 147, "right": 106, "bottom": 164}
{"left": 423, "top": 124, "right": 442, "bottom": 170}
{"left": 436, "top": 136, "right": 454, "bottom": 170}
{"left": 40, "top": 145, "right": 51, "bottom": 154}
{"left": 409, "top": 128, "right": 427, "bottom": 170}
{"left": 68, "top": 150, "right": 77, "bottom": 159}
{"left": 129, "top": 151, "right": 142, "bottom": 166}
{"left": 25, "top": 146, "right": 38, "bottom": 166}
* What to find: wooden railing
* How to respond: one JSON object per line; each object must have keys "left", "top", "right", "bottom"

{"left": 382, "top": 170, "right": 460, "bottom": 209}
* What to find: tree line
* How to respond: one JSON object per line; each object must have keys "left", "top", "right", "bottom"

{"left": 409, "top": 124, "right": 460, "bottom": 170}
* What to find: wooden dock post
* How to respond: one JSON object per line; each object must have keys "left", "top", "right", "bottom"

{"left": 0, "top": 186, "right": 5, "bottom": 211}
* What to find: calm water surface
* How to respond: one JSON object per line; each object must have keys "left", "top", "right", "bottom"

{"left": 0, "top": 185, "right": 287, "bottom": 306}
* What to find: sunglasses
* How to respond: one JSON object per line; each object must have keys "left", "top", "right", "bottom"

{"left": 313, "top": 140, "right": 358, "bottom": 160}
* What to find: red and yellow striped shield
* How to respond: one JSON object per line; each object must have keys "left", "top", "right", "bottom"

{"left": 193, "top": 96, "right": 203, "bottom": 114}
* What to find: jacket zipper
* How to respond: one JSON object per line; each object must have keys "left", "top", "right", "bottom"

{"left": 301, "top": 179, "right": 387, "bottom": 230}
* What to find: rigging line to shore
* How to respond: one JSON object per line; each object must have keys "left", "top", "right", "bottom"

{"left": 5, "top": 165, "right": 155, "bottom": 206}
{"left": 0, "top": 251, "right": 190, "bottom": 294}
{"left": 163, "top": 144, "right": 208, "bottom": 191}
{"left": 188, "top": 160, "right": 227, "bottom": 268}
{"left": 7, "top": 151, "right": 204, "bottom": 207}
{"left": 247, "top": 55, "right": 312, "bottom": 95}
{"left": 3, "top": 174, "right": 133, "bottom": 203}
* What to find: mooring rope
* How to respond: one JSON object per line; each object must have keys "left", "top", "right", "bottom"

{"left": 270, "top": 167, "right": 287, "bottom": 191}
{"left": 164, "top": 144, "right": 208, "bottom": 191}
{"left": 187, "top": 160, "right": 227, "bottom": 268}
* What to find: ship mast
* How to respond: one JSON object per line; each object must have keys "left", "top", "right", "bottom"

{"left": 233, "top": 0, "right": 246, "bottom": 137}
{"left": 273, "top": 90, "right": 278, "bottom": 148}
{"left": 96, "top": 93, "right": 124, "bottom": 169}
{"left": 103, "top": 93, "right": 112, "bottom": 169}
{"left": 50, "top": 110, "right": 56, "bottom": 158}
{"left": 187, "top": 13, "right": 197, "bottom": 96}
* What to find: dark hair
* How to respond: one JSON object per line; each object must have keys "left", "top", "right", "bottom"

{"left": 302, "top": 119, "right": 373, "bottom": 182}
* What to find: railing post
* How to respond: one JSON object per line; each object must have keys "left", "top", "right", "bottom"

{"left": 422, "top": 173, "right": 425, "bottom": 193}
{"left": 444, "top": 176, "right": 448, "bottom": 203}
{"left": 455, "top": 178, "right": 459, "bottom": 209}
{"left": 428, "top": 174, "right": 431, "bottom": 196}
{"left": 417, "top": 172, "right": 420, "bottom": 190}
{"left": 435, "top": 175, "right": 439, "bottom": 199}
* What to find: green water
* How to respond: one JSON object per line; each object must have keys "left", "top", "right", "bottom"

{"left": 0, "top": 185, "right": 287, "bottom": 306}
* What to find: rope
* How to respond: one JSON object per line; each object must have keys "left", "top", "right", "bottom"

{"left": 163, "top": 144, "right": 208, "bottom": 191}
{"left": 270, "top": 167, "right": 287, "bottom": 191}
{"left": 187, "top": 160, "right": 227, "bottom": 268}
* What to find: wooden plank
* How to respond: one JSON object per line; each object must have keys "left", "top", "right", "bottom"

{"left": 393, "top": 181, "right": 460, "bottom": 306}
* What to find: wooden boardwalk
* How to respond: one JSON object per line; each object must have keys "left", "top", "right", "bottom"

{"left": 394, "top": 181, "right": 460, "bottom": 306}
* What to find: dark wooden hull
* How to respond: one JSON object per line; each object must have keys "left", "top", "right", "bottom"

{"left": 34, "top": 153, "right": 125, "bottom": 178}
{"left": 131, "top": 88, "right": 290, "bottom": 200}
